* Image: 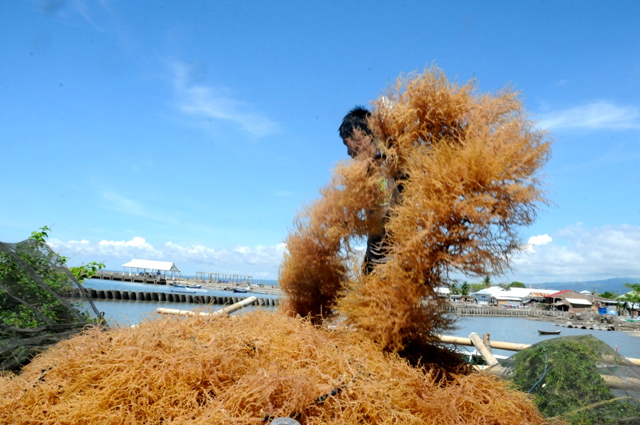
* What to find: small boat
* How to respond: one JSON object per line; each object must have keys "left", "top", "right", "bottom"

{"left": 171, "top": 283, "right": 187, "bottom": 288}
{"left": 538, "top": 330, "right": 561, "bottom": 335}
{"left": 186, "top": 284, "right": 202, "bottom": 289}
{"left": 170, "top": 289, "right": 197, "bottom": 294}
{"left": 233, "top": 287, "right": 250, "bottom": 293}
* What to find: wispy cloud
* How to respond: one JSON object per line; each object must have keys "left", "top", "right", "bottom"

{"left": 170, "top": 61, "right": 279, "bottom": 138}
{"left": 102, "top": 192, "right": 181, "bottom": 225}
{"left": 48, "top": 237, "right": 286, "bottom": 279}
{"left": 103, "top": 192, "right": 148, "bottom": 216}
{"left": 537, "top": 101, "right": 640, "bottom": 131}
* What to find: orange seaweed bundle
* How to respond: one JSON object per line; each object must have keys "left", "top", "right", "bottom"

{"left": 280, "top": 66, "right": 550, "bottom": 356}
{"left": 0, "top": 311, "right": 550, "bottom": 424}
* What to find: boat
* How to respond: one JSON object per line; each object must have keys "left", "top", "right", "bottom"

{"left": 171, "top": 283, "right": 187, "bottom": 288}
{"left": 538, "top": 330, "right": 561, "bottom": 335}
{"left": 233, "top": 287, "right": 250, "bottom": 293}
{"left": 186, "top": 284, "right": 202, "bottom": 289}
{"left": 170, "top": 289, "right": 197, "bottom": 294}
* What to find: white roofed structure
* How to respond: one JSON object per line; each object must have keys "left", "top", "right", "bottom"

{"left": 122, "top": 259, "right": 181, "bottom": 278}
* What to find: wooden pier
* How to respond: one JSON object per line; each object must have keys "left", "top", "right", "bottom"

{"left": 66, "top": 287, "right": 279, "bottom": 307}
{"left": 447, "top": 304, "right": 571, "bottom": 319}
{"left": 92, "top": 270, "right": 172, "bottom": 285}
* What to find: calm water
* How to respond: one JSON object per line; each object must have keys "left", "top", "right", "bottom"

{"left": 452, "top": 316, "right": 639, "bottom": 359}
{"left": 77, "top": 279, "right": 639, "bottom": 359}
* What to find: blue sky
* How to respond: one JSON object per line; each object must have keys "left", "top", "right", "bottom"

{"left": 1, "top": 1, "right": 639, "bottom": 283}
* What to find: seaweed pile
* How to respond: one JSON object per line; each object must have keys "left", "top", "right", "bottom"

{"left": 0, "top": 311, "right": 548, "bottom": 424}
{"left": 280, "top": 67, "right": 551, "bottom": 363}
{"left": 498, "top": 335, "right": 640, "bottom": 424}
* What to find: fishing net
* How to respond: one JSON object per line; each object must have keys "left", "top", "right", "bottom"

{"left": 0, "top": 310, "right": 550, "bottom": 424}
{"left": 0, "top": 238, "right": 103, "bottom": 372}
{"left": 496, "top": 334, "right": 640, "bottom": 424}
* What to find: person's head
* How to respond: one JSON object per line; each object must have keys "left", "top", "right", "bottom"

{"left": 339, "top": 106, "right": 375, "bottom": 158}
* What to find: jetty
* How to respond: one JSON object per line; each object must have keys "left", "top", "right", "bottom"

{"left": 92, "top": 270, "right": 170, "bottom": 284}
{"left": 447, "top": 304, "right": 570, "bottom": 318}
{"left": 67, "top": 287, "right": 279, "bottom": 307}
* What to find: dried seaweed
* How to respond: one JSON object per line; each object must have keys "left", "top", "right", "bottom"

{"left": 0, "top": 311, "right": 550, "bottom": 424}
{"left": 279, "top": 66, "right": 551, "bottom": 361}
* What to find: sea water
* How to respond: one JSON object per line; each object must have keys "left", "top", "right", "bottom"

{"left": 77, "top": 280, "right": 638, "bottom": 359}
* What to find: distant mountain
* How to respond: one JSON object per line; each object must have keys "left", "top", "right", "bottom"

{"left": 527, "top": 277, "right": 640, "bottom": 295}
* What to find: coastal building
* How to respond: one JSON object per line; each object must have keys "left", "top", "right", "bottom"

{"left": 544, "top": 290, "right": 619, "bottom": 313}
{"left": 435, "top": 287, "right": 451, "bottom": 299}
{"left": 470, "top": 286, "right": 506, "bottom": 305}
{"left": 122, "top": 259, "right": 182, "bottom": 279}
{"left": 471, "top": 287, "right": 559, "bottom": 307}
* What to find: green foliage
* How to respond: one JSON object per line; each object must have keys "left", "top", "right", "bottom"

{"left": 621, "top": 283, "right": 640, "bottom": 304}
{"left": 507, "top": 281, "right": 526, "bottom": 289}
{"left": 460, "top": 282, "right": 469, "bottom": 296}
{"left": 469, "top": 283, "right": 486, "bottom": 294}
{"left": 482, "top": 276, "right": 492, "bottom": 288}
{"left": 0, "top": 227, "right": 103, "bottom": 329}
{"left": 599, "top": 291, "right": 617, "bottom": 300}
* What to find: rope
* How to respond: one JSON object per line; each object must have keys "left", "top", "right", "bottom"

{"left": 527, "top": 345, "right": 548, "bottom": 394}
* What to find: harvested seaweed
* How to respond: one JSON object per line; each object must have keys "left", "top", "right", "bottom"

{"left": 0, "top": 311, "right": 549, "bottom": 424}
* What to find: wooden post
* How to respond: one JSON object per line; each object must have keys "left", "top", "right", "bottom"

{"left": 157, "top": 296, "right": 258, "bottom": 317}
{"left": 483, "top": 333, "right": 492, "bottom": 354}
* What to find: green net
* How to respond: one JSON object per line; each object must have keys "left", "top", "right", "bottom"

{"left": 0, "top": 238, "right": 104, "bottom": 373}
{"left": 496, "top": 334, "right": 640, "bottom": 424}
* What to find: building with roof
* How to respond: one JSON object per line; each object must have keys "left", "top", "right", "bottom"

{"left": 122, "top": 259, "right": 182, "bottom": 279}
{"left": 544, "top": 290, "right": 618, "bottom": 313}
{"left": 470, "top": 286, "right": 506, "bottom": 305}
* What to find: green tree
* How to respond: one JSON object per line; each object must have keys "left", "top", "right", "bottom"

{"left": 0, "top": 227, "right": 104, "bottom": 329}
{"left": 620, "top": 283, "right": 640, "bottom": 303}
{"left": 0, "top": 227, "right": 105, "bottom": 371}
{"left": 507, "top": 281, "right": 526, "bottom": 290}
{"left": 482, "top": 276, "right": 492, "bottom": 288}
{"left": 598, "top": 291, "right": 617, "bottom": 300}
{"left": 449, "top": 282, "right": 461, "bottom": 295}
{"left": 460, "top": 282, "right": 470, "bottom": 296}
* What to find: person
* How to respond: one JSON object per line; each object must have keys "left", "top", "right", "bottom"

{"left": 338, "top": 106, "right": 398, "bottom": 274}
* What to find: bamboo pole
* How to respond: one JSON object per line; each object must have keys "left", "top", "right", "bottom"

{"left": 438, "top": 335, "right": 531, "bottom": 352}
{"left": 157, "top": 296, "right": 258, "bottom": 317}
{"left": 437, "top": 334, "right": 640, "bottom": 366}
{"left": 469, "top": 332, "right": 499, "bottom": 367}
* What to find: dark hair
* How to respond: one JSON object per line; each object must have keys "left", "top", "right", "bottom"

{"left": 338, "top": 106, "right": 371, "bottom": 144}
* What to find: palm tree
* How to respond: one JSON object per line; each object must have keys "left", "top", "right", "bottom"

{"left": 482, "top": 276, "right": 492, "bottom": 288}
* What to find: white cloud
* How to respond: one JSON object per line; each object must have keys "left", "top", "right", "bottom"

{"left": 528, "top": 234, "right": 552, "bottom": 246}
{"left": 50, "top": 237, "right": 286, "bottom": 280}
{"left": 537, "top": 101, "right": 640, "bottom": 131}
{"left": 171, "top": 61, "right": 279, "bottom": 138}
{"left": 506, "top": 224, "right": 640, "bottom": 283}
{"left": 99, "top": 236, "right": 152, "bottom": 249}
{"left": 524, "top": 234, "right": 552, "bottom": 252}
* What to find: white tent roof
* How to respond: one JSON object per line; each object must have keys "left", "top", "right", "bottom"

{"left": 122, "top": 259, "right": 181, "bottom": 272}
{"left": 565, "top": 298, "right": 592, "bottom": 306}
